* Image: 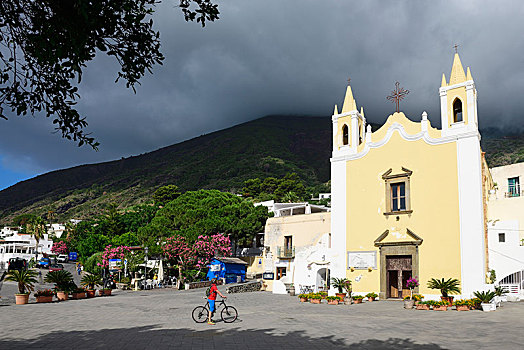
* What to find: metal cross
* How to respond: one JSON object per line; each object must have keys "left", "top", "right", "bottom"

{"left": 453, "top": 43, "right": 459, "bottom": 53}
{"left": 386, "top": 82, "right": 409, "bottom": 113}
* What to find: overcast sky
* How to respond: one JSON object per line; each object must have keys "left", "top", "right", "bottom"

{"left": 1, "top": 0, "right": 523, "bottom": 190}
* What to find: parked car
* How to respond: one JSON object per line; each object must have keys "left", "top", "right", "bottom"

{"left": 57, "top": 254, "right": 69, "bottom": 263}
{"left": 8, "top": 258, "right": 27, "bottom": 271}
{"left": 49, "top": 264, "right": 64, "bottom": 272}
{"left": 38, "top": 257, "right": 50, "bottom": 269}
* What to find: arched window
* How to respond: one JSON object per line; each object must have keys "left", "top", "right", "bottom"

{"left": 453, "top": 98, "right": 463, "bottom": 123}
{"left": 342, "top": 124, "right": 349, "bottom": 145}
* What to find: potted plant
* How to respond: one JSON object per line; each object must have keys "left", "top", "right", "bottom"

{"left": 427, "top": 278, "right": 461, "bottom": 305}
{"left": 352, "top": 295, "right": 364, "bottom": 304}
{"left": 432, "top": 300, "right": 448, "bottom": 311}
{"left": 72, "top": 287, "right": 87, "bottom": 299}
{"left": 298, "top": 293, "right": 308, "bottom": 302}
{"left": 406, "top": 277, "right": 419, "bottom": 298}
{"left": 100, "top": 287, "right": 113, "bottom": 296}
{"left": 454, "top": 299, "right": 472, "bottom": 311}
{"left": 326, "top": 296, "right": 339, "bottom": 305}
{"left": 470, "top": 297, "right": 482, "bottom": 310}
{"left": 366, "top": 292, "right": 378, "bottom": 302}
{"left": 416, "top": 301, "right": 430, "bottom": 310}
{"left": 81, "top": 273, "right": 101, "bottom": 298}
{"left": 494, "top": 286, "right": 506, "bottom": 305}
{"left": 309, "top": 293, "right": 322, "bottom": 304}
{"left": 34, "top": 289, "right": 54, "bottom": 303}
{"left": 473, "top": 291, "right": 496, "bottom": 312}
{"left": 44, "top": 270, "right": 74, "bottom": 301}
{"left": 413, "top": 294, "right": 424, "bottom": 305}
{"left": 319, "top": 291, "right": 327, "bottom": 299}
{"left": 331, "top": 277, "right": 350, "bottom": 299}
{"left": 403, "top": 295, "right": 415, "bottom": 309}
{"left": 6, "top": 269, "right": 38, "bottom": 305}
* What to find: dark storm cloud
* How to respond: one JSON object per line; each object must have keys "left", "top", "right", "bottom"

{"left": 1, "top": 0, "right": 523, "bottom": 187}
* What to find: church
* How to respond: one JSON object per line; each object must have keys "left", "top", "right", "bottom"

{"left": 330, "top": 53, "right": 492, "bottom": 299}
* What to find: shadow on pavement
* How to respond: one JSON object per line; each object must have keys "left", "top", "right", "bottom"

{"left": 0, "top": 325, "right": 447, "bottom": 349}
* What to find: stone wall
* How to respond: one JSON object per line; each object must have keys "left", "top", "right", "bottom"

{"left": 226, "top": 281, "right": 262, "bottom": 294}
{"left": 188, "top": 280, "right": 223, "bottom": 290}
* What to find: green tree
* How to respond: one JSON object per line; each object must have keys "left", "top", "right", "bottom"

{"left": 153, "top": 185, "right": 181, "bottom": 206}
{"left": 241, "top": 173, "right": 308, "bottom": 202}
{"left": 140, "top": 190, "right": 269, "bottom": 250}
{"left": 0, "top": 1, "right": 219, "bottom": 147}
{"left": 26, "top": 216, "right": 47, "bottom": 261}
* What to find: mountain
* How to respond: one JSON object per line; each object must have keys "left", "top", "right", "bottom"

{"left": 0, "top": 115, "right": 332, "bottom": 223}
{"left": 0, "top": 115, "right": 522, "bottom": 224}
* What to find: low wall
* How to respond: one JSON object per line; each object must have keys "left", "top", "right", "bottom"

{"left": 188, "top": 280, "right": 223, "bottom": 290}
{"left": 226, "top": 281, "right": 262, "bottom": 294}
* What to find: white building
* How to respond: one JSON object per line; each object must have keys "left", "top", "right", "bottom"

{"left": 488, "top": 162, "right": 524, "bottom": 296}
{"left": 0, "top": 227, "right": 53, "bottom": 268}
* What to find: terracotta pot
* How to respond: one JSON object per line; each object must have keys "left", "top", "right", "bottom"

{"left": 15, "top": 294, "right": 30, "bottom": 305}
{"left": 56, "top": 291, "right": 69, "bottom": 301}
{"left": 72, "top": 292, "right": 86, "bottom": 299}
{"left": 299, "top": 297, "right": 308, "bottom": 302}
{"left": 102, "top": 289, "right": 112, "bottom": 296}
{"left": 335, "top": 293, "right": 346, "bottom": 299}
{"left": 353, "top": 299, "right": 363, "bottom": 304}
{"left": 310, "top": 298, "right": 321, "bottom": 304}
{"left": 456, "top": 305, "right": 470, "bottom": 311}
{"left": 414, "top": 301, "right": 420, "bottom": 306}
{"left": 404, "top": 299, "right": 415, "bottom": 309}
{"left": 440, "top": 296, "right": 454, "bottom": 306}
{"left": 433, "top": 305, "right": 447, "bottom": 311}
{"left": 36, "top": 295, "right": 53, "bottom": 303}
{"left": 416, "top": 304, "right": 429, "bottom": 310}
{"left": 86, "top": 290, "right": 96, "bottom": 298}
{"left": 368, "top": 297, "right": 376, "bottom": 302}
{"left": 327, "top": 300, "right": 339, "bottom": 305}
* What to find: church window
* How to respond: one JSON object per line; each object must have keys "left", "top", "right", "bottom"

{"left": 382, "top": 167, "right": 413, "bottom": 215}
{"left": 498, "top": 233, "right": 505, "bottom": 243}
{"left": 508, "top": 177, "right": 520, "bottom": 197}
{"left": 342, "top": 124, "right": 349, "bottom": 145}
{"left": 391, "top": 182, "right": 406, "bottom": 211}
{"left": 453, "top": 98, "right": 463, "bottom": 123}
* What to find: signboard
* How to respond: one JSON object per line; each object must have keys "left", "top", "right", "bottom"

{"left": 109, "top": 259, "right": 122, "bottom": 271}
{"left": 347, "top": 251, "right": 377, "bottom": 270}
{"left": 263, "top": 272, "right": 274, "bottom": 280}
{"left": 209, "top": 264, "right": 221, "bottom": 272}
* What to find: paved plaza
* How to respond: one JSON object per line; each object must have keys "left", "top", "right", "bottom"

{"left": 0, "top": 284, "right": 523, "bottom": 349}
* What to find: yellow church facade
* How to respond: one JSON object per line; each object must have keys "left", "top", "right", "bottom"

{"left": 330, "top": 54, "right": 492, "bottom": 299}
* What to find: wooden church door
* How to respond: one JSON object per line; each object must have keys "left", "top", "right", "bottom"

{"left": 386, "top": 255, "right": 412, "bottom": 298}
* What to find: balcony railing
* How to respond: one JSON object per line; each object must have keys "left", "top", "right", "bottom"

{"left": 504, "top": 190, "right": 524, "bottom": 198}
{"left": 277, "top": 246, "right": 295, "bottom": 258}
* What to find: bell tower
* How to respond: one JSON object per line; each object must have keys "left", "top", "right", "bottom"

{"left": 439, "top": 52, "right": 479, "bottom": 137}
{"left": 332, "top": 82, "right": 365, "bottom": 157}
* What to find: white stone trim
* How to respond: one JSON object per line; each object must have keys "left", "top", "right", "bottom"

{"left": 330, "top": 122, "right": 480, "bottom": 163}
{"left": 330, "top": 160, "right": 347, "bottom": 279}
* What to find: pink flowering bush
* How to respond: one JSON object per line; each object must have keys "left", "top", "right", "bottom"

{"left": 51, "top": 241, "right": 68, "bottom": 255}
{"left": 98, "top": 245, "right": 131, "bottom": 268}
{"left": 162, "top": 233, "right": 232, "bottom": 281}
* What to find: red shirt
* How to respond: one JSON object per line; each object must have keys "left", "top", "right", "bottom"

{"left": 208, "top": 284, "right": 218, "bottom": 300}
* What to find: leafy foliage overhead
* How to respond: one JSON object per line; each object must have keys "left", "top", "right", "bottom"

{"left": 139, "top": 189, "right": 269, "bottom": 245}
{"left": 0, "top": 0, "right": 219, "bottom": 147}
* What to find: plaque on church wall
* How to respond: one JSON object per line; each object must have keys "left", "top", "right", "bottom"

{"left": 347, "top": 251, "right": 377, "bottom": 270}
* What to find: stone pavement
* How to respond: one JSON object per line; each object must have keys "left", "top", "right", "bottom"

{"left": 0, "top": 286, "right": 523, "bottom": 349}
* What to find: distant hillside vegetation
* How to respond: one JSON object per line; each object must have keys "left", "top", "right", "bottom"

{"left": 0, "top": 115, "right": 521, "bottom": 224}
{"left": 0, "top": 115, "right": 332, "bottom": 223}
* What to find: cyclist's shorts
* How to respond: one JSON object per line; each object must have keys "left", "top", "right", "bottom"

{"left": 208, "top": 299, "right": 215, "bottom": 313}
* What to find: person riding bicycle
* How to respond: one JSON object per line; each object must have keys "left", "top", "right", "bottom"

{"left": 207, "top": 278, "right": 226, "bottom": 325}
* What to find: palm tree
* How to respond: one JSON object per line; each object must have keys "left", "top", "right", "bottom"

{"left": 5, "top": 269, "right": 38, "bottom": 294}
{"left": 44, "top": 270, "right": 74, "bottom": 291}
{"left": 81, "top": 273, "right": 101, "bottom": 290}
{"left": 26, "top": 216, "right": 47, "bottom": 262}
{"left": 427, "top": 278, "right": 461, "bottom": 297}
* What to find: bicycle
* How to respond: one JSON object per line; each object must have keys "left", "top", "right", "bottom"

{"left": 192, "top": 298, "right": 238, "bottom": 323}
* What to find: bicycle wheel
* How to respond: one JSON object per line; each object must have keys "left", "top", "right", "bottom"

{"left": 221, "top": 306, "right": 238, "bottom": 323}
{"left": 192, "top": 306, "right": 209, "bottom": 323}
